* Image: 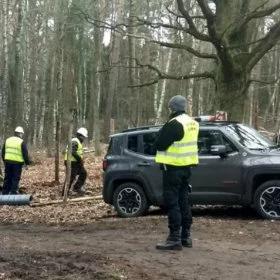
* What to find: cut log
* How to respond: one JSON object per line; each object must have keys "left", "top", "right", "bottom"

{"left": 31, "top": 195, "right": 102, "bottom": 207}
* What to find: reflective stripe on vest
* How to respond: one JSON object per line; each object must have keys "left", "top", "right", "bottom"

{"left": 4, "top": 136, "right": 24, "bottom": 163}
{"left": 155, "top": 114, "right": 199, "bottom": 166}
{"left": 64, "top": 138, "right": 83, "bottom": 162}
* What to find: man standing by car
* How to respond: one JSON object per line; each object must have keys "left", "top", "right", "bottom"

{"left": 64, "top": 127, "right": 88, "bottom": 195}
{"left": 155, "top": 95, "right": 199, "bottom": 250}
{"left": 1, "top": 126, "right": 31, "bottom": 194}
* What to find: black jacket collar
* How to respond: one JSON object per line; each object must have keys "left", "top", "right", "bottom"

{"left": 169, "top": 111, "right": 186, "bottom": 120}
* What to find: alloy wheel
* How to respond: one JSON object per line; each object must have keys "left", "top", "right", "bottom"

{"left": 260, "top": 186, "right": 280, "bottom": 218}
{"left": 117, "top": 187, "right": 142, "bottom": 215}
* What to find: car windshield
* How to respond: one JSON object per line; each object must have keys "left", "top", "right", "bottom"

{"left": 224, "top": 124, "right": 275, "bottom": 150}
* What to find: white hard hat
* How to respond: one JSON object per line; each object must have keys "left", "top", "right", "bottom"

{"left": 77, "top": 127, "right": 88, "bottom": 138}
{"left": 15, "top": 126, "right": 24, "bottom": 134}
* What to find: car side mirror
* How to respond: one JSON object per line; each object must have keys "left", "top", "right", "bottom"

{"left": 210, "top": 145, "right": 227, "bottom": 157}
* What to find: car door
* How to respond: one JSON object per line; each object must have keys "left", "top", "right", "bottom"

{"left": 124, "top": 131, "right": 163, "bottom": 205}
{"left": 191, "top": 128, "right": 243, "bottom": 204}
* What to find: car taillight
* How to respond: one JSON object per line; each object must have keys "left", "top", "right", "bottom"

{"left": 102, "top": 159, "right": 108, "bottom": 171}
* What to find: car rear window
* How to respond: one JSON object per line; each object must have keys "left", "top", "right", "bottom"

{"left": 128, "top": 135, "right": 138, "bottom": 152}
{"left": 127, "top": 132, "right": 158, "bottom": 156}
{"left": 142, "top": 132, "right": 157, "bottom": 156}
{"left": 106, "top": 138, "right": 113, "bottom": 155}
{"left": 107, "top": 136, "right": 123, "bottom": 155}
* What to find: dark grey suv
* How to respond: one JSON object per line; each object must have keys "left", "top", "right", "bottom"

{"left": 102, "top": 121, "right": 280, "bottom": 219}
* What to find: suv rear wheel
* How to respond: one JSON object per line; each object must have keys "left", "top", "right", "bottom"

{"left": 113, "top": 182, "right": 148, "bottom": 218}
{"left": 254, "top": 180, "right": 280, "bottom": 219}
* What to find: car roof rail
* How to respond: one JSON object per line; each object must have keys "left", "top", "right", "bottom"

{"left": 121, "top": 119, "right": 239, "bottom": 133}
{"left": 122, "top": 125, "right": 163, "bottom": 133}
{"left": 198, "top": 121, "right": 239, "bottom": 125}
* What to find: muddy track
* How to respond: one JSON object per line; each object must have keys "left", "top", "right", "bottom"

{"left": 1, "top": 211, "right": 280, "bottom": 280}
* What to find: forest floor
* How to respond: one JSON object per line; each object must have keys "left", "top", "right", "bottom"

{"left": 0, "top": 153, "right": 280, "bottom": 280}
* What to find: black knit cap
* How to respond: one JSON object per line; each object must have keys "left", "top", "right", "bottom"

{"left": 168, "top": 95, "right": 187, "bottom": 112}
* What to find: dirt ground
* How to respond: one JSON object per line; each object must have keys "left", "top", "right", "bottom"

{"left": 1, "top": 154, "right": 280, "bottom": 279}
{"left": 1, "top": 210, "right": 280, "bottom": 280}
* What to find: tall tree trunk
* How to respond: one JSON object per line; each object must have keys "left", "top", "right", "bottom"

{"left": 87, "top": 35, "right": 102, "bottom": 155}
{"left": 0, "top": 0, "right": 9, "bottom": 137}
{"left": 104, "top": 0, "right": 123, "bottom": 141}
{"left": 10, "top": 0, "right": 24, "bottom": 128}
{"left": 128, "top": 0, "right": 137, "bottom": 125}
{"left": 216, "top": 70, "right": 249, "bottom": 120}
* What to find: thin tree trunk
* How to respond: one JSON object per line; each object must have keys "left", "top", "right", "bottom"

{"left": 55, "top": 117, "right": 60, "bottom": 183}
{"left": 155, "top": 49, "right": 172, "bottom": 124}
{"left": 92, "top": 1, "right": 102, "bottom": 155}
{"left": 63, "top": 110, "right": 75, "bottom": 203}
{"left": 1, "top": 0, "right": 9, "bottom": 137}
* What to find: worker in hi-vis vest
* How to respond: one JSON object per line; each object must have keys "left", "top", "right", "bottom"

{"left": 1, "top": 126, "right": 31, "bottom": 194}
{"left": 155, "top": 95, "right": 199, "bottom": 251}
{"left": 64, "top": 127, "right": 88, "bottom": 195}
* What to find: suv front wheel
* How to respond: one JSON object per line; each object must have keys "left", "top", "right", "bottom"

{"left": 113, "top": 182, "right": 148, "bottom": 218}
{"left": 254, "top": 180, "right": 280, "bottom": 219}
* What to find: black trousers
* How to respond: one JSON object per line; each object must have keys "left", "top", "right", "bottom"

{"left": 2, "top": 162, "right": 23, "bottom": 195}
{"left": 163, "top": 167, "right": 193, "bottom": 237}
{"left": 69, "top": 162, "right": 87, "bottom": 191}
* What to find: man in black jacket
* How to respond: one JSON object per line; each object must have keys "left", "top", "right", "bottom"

{"left": 155, "top": 95, "right": 199, "bottom": 250}
{"left": 1, "top": 126, "right": 31, "bottom": 194}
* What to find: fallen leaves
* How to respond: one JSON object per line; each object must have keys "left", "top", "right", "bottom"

{"left": 0, "top": 151, "right": 111, "bottom": 225}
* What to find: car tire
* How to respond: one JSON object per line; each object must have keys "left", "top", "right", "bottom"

{"left": 254, "top": 180, "right": 280, "bottom": 219}
{"left": 113, "top": 182, "right": 148, "bottom": 218}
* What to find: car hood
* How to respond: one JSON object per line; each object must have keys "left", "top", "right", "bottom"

{"left": 246, "top": 150, "right": 280, "bottom": 166}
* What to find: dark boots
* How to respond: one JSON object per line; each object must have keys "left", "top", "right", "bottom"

{"left": 181, "top": 230, "right": 192, "bottom": 248}
{"left": 156, "top": 231, "right": 182, "bottom": 251}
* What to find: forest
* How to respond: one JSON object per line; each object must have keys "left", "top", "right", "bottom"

{"left": 1, "top": 2, "right": 280, "bottom": 279}
{"left": 0, "top": 0, "right": 280, "bottom": 153}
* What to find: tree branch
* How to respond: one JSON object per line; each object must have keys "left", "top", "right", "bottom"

{"left": 232, "top": 2, "right": 280, "bottom": 35}
{"left": 128, "top": 79, "right": 160, "bottom": 88}
{"left": 162, "top": 71, "right": 215, "bottom": 80}
{"left": 196, "top": 0, "right": 218, "bottom": 40}
{"left": 245, "top": 3, "right": 280, "bottom": 22}
{"left": 137, "top": 17, "right": 185, "bottom": 32}
{"left": 226, "top": 37, "right": 266, "bottom": 49}
{"left": 176, "top": 0, "right": 212, "bottom": 42}
{"left": 166, "top": 4, "right": 205, "bottom": 20}
{"left": 128, "top": 58, "right": 215, "bottom": 88}
{"left": 196, "top": 0, "right": 233, "bottom": 69}
{"left": 249, "top": 78, "right": 279, "bottom": 85}
{"left": 247, "top": 22, "right": 280, "bottom": 71}
{"left": 197, "top": 0, "right": 215, "bottom": 20}
{"left": 131, "top": 17, "right": 217, "bottom": 61}
{"left": 150, "top": 40, "right": 218, "bottom": 60}
{"left": 166, "top": 5, "right": 184, "bottom": 19}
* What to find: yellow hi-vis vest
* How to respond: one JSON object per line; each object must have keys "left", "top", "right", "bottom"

{"left": 4, "top": 136, "right": 24, "bottom": 163}
{"left": 155, "top": 114, "right": 199, "bottom": 166}
{"left": 64, "top": 138, "right": 83, "bottom": 162}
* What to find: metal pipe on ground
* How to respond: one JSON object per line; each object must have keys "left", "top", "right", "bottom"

{"left": 0, "top": 194, "right": 33, "bottom": 206}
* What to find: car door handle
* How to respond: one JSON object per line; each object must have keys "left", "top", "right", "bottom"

{"left": 137, "top": 162, "right": 151, "bottom": 167}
